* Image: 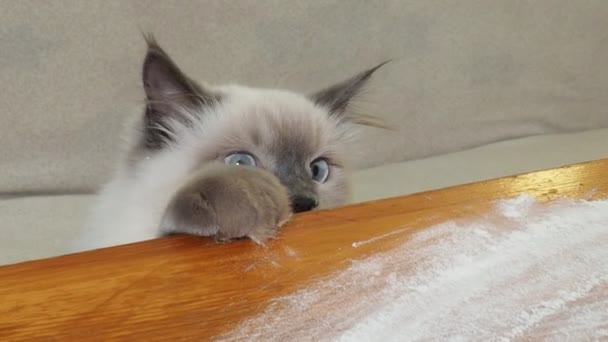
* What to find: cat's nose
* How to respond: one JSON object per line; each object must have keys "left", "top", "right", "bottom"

{"left": 291, "top": 196, "right": 318, "bottom": 213}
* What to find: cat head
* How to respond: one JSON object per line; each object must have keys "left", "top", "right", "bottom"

{"left": 130, "top": 35, "right": 385, "bottom": 212}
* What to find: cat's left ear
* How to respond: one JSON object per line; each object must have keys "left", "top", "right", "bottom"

{"left": 310, "top": 61, "right": 389, "bottom": 120}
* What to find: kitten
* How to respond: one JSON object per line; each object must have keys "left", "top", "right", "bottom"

{"left": 72, "top": 35, "right": 385, "bottom": 251}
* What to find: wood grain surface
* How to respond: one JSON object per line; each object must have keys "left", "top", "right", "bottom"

{"left": 1, "top": 158, "right": 607, "bottom": 341}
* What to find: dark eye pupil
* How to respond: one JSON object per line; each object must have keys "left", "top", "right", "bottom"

{"left": 312, "top": 164, "right": 319, "bottom": 177}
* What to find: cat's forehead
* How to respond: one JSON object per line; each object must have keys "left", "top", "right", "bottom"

{"left": 219, "top": 85, "right": 327, "bottom": 121}
{"left": 214, "top": 86, "right": 340, "bottom": 157}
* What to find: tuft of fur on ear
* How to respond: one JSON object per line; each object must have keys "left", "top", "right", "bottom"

{"left": 141, "top": 34, "right": 220, "bottom": 149}
{"left": 310, "top": 61, "right": 389, "bottom": 125}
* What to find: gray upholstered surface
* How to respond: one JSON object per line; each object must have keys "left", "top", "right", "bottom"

{"left": 2, "top": 1, "right": 608, "bottom": 194}
{"left": 2, "top": 1, "right": 608, "bottom": 265}
{"left": 1, "top": 194, "right": 91, "bottom": 265}
{"left": 351, "top": 128, "right": 608, "bottom": 203}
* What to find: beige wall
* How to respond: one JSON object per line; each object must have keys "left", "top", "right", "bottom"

{"left": 2, "top": 0, "right": 608, "bottom": 194}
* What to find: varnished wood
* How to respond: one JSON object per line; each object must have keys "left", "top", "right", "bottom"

{"left": 1, "top": 159, "right": 608, "bottom": 340}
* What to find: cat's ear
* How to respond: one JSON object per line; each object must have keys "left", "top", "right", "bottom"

{"left": 310, "top": 61, "right": 389, "bottom": 119}
{"left": 141, "top": 34, "right": 220, "bottom": 149}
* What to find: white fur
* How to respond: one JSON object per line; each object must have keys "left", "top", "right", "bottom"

{"left": 72, "top": 85, "right": 359, "bottom": 253}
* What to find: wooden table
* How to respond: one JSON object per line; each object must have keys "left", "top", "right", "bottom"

{"left": 1, "top": 159, "right": 607, "bottom": 340}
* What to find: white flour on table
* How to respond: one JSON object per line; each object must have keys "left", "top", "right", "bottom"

{"left": 222, "top": 195, "right": 608, "bottom": 341}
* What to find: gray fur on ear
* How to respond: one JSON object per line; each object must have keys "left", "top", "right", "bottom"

{"left": 141, "top": 34, "right": 220, "bottom": 149}
{"left": 310, "top": 61, "right": 389, "bottom": 119}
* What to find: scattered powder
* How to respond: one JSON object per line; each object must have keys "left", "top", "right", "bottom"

{"left": 494, "top": 193, "right": 537, "bottom": 219}
{"left": 221, "top": 194, "right": 608, "bottom": 341}
{"left": 283, "top": 246, "right": 299, "bottom": 257}
{"left": 351, "top": 226, "right": 411, "bottom": 248}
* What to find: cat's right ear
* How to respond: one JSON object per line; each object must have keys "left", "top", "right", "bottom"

{"left": 141, "top": 34, "right": 219, "bottom": 149}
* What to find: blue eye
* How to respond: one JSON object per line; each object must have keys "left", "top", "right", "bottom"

{"left": 224, "top": 152, "right": 256, "bottom": 167}
{"left": 310, "top": 158, "right": 330, "bottom": 183}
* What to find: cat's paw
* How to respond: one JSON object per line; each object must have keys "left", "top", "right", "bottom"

{"left": 159, "top": 163, "right": 292, "bottom": 244}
